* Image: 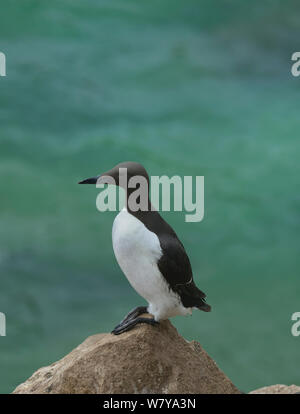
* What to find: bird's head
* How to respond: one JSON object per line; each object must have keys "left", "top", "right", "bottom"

{"left": 78, "top": 161, "right": 149, "bottom": 189}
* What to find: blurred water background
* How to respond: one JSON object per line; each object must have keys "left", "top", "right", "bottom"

{"left": 0, "top": 0, "right": 300, "bottom": 393}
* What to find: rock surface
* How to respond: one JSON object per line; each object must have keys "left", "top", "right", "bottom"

{"left": 250, "top": 384, "right": 300, "bottom": 394}
{"left": 13, "top": 318, "right": 240, "bottom": 394}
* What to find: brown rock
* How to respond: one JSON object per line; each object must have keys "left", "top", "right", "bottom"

{"left": 250, "top": 384, "right": 300, "bottom": 394}
{"left": 13, "top": 318, "right": 240, "bottom": 394}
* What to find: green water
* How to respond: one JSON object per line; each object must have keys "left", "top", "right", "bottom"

{"left": 0, "top": 0, "right": 300, "bottom": 393}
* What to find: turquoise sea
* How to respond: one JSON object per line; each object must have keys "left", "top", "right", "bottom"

{"left": 0, "top": 0, "right": 300, "bottom": 393}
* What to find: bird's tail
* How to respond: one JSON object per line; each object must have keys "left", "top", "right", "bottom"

{"left": 192, "top": 285, "right": 211, "bottom": 312}
{"left": 178, "top": 282, "right": 212, "bottom": 312}
{"left": 195, "top": 296, "right": 211, "bottom": 312}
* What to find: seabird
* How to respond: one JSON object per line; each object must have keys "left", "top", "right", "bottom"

{"left": 79, "top": 162, "right": 211, "bottom": 335}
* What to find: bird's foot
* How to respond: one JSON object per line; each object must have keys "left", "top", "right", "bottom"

{"left": 111, "top": 306, "right": 148, "bottom": 333}
{"left": 111, "top": 317, "right": 159, "bottom": 335}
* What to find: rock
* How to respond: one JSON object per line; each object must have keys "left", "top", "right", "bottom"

{"left": 250, "top": 384, "right": 300, "bottom": 394}
{"left": 13, "top": 317, "right": 241, "bottom": 394}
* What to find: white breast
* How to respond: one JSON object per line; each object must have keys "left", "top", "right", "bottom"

{"left": 112, "top": 208, "right": 192, "bottom": 321}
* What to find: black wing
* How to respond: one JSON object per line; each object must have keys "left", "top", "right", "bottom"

{"left": 157, "top": 233, "right": 208, "bottom": 309}
{"left": 133, "top": 209, "right": 210, "bottom": 311}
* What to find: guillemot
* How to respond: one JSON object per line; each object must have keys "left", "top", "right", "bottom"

{"left": 79, "top": 162, "right": 211, "bottom": 335}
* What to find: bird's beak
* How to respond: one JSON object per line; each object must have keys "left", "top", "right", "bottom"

{"left": 78, "top": 175, "right": 101, "bottom": 184}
